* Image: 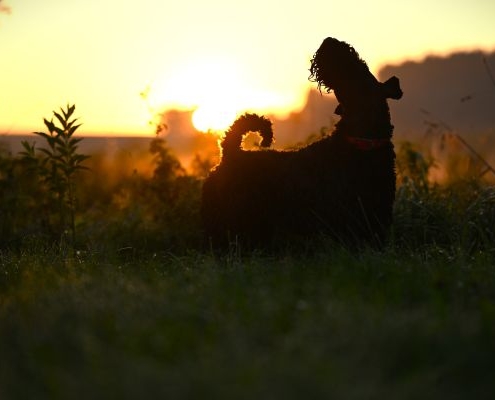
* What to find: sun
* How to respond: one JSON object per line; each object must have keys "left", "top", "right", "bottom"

{"left": 191, "top": 105, "right": 237, "bottom": 132}
{"left": 147, "top": 54, "right": 300, "bottom": 134}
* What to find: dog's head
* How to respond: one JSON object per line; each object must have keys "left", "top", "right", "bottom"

{"left": 309, "top": 37, "right": 369, "bottom": 94}
{"left": 309, "top": 37, "right": 403, "bottom": 105}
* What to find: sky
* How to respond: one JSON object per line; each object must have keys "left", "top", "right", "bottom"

{"left": 1, "top": 0, "right": 495, "bottom": 136}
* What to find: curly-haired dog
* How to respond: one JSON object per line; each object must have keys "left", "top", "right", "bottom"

{"left": 201, "top": 37, "right": 403, "bottom": 250}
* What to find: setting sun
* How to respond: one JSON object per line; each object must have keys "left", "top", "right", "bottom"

{"left": 146, "top": 56, "right": 246, "bottom": 132}
{"left": 191, "top": 105, "right": 237, "bottom": 132}
{"left": 146, "top": 55, "right": 301, "bottom": 134}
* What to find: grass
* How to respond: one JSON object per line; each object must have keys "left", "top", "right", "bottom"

{"left": 1, "top": 247, "right": 495, "bottom": 399}
{"left": 1, "top": 110, "right": 495, "bottom": 398}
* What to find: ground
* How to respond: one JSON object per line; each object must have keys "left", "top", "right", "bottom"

{"left": 1, "top": 247, "right": 494, "bottom": 399}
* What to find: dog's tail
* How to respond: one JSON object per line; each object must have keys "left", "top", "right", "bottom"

{"left": 221, "top": 113, "right": 273, "bottom": 157}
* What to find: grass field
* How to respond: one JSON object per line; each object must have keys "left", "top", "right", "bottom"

{"left": 1, "top": 108, "right": 495, "bottom": 398}
{"left": 1, "top": 246, "right": 494, "bottom": 399}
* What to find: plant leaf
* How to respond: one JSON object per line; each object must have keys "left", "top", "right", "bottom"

{"left": 69, "top": 137, "right": 83, "bottom": 147}
{"left": 44, "top": 118, "right": 56, "bottom": 134}
{"left": 53, "top": 111, "right": 67, "bottom": 130}
{"left": 39, "top": 148, "right": 54, "bottom": 158}
{"left": 68, "top": 123, "right": 82, "bottom": 136}
{"left": 63, "top": 104, "right": 76, "bottom": 120}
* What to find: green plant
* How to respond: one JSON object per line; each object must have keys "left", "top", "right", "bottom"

{"left": 396, "top": 141, "right": 435, "bottom": 193}
{"left": 392, "top": 142, "right": 495, "bottom": 254}
{"left": 19, "top": 104, "right": 90, "bottom": 248}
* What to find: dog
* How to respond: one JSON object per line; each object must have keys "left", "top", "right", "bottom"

{"left": 201, "top": 37, "right": 403, "bottom": 250}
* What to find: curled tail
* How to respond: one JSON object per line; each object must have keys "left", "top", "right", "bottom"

{"left": 221, "top": 113, "right": 273, "bottom": 158}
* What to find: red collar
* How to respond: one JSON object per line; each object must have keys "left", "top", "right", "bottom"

{"left": 345, "top": 136, "right": 391, "bottom": 151}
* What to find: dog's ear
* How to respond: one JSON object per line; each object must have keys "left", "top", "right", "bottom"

{"left": 381, "top": 76, "right": 403, "bottom": 100}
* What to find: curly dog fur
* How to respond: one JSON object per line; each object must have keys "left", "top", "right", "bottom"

{"left": 201, "top": 37, "right": 403, "bottom": 250}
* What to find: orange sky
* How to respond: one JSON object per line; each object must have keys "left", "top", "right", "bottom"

{"left": 1, "top": 0, "right": 495, "bottom": 136}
